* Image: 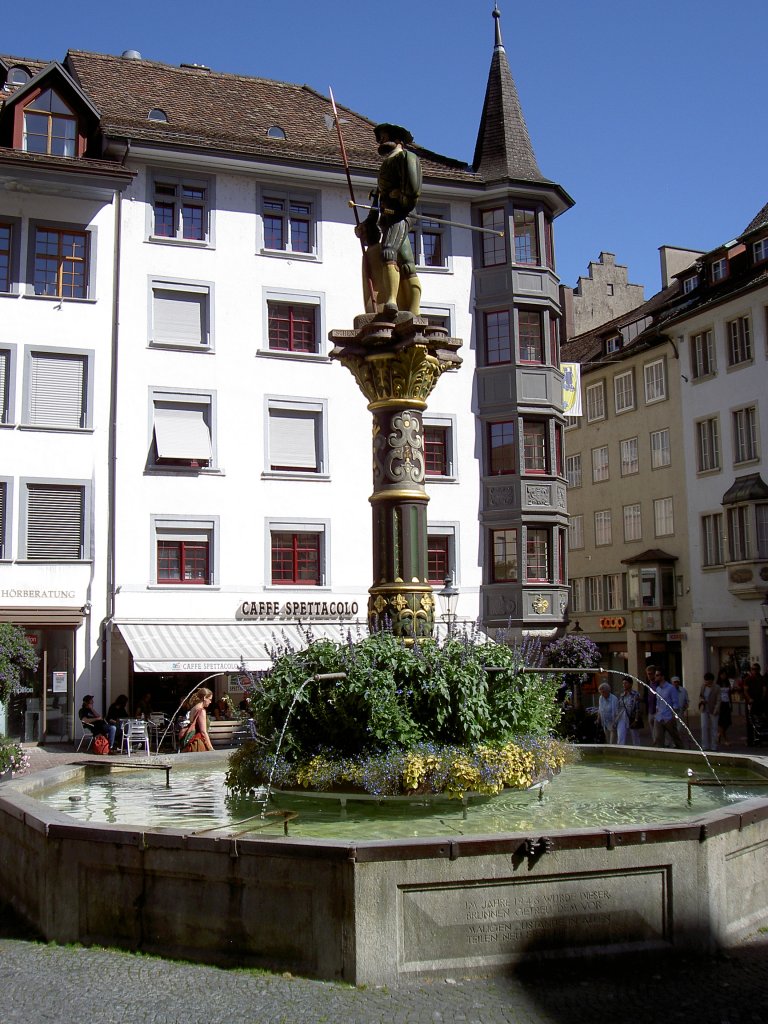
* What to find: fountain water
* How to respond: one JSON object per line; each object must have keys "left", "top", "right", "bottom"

{"left": 260, "top": 671, "right": 347, "bottom": 816}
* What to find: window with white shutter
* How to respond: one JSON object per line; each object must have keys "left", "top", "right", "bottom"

{"left": 0, "top": 480, "right": 7, "bottom": 559}
{"left": 153, "top": 404, "right": 212, "bottom": 466}
{"left": 27, "top": 351, "right": 87, "bottom": 427}
{"left": 151, "top": 283, "right": 211, "bottom": 348}
{"left": 0, "top": 349, "right": 9, "bottom": 424}
{"left": 265, "top": 398, "right": 327, "bottom": 476}
{"left": 24, "top": 482, "right": 86, "bottom": 560}
{"left": 269, "top": 409, "right": 319, "bottom": 471}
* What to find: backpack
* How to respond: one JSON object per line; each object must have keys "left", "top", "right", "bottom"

{"left": 92, "top": 734, "right": 110, "bottom": 756}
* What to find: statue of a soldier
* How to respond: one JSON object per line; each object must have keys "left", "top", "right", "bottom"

{"left": 356, "top": 123, "right": 422, "bottom": 316}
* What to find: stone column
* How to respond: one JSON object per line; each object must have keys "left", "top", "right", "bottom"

{"left": 330, "top": 314, "right": 461, "bottom": 638}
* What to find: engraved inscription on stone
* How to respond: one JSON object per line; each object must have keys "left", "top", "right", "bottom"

{"left": 400, "top": 869, "right": 668, "bottom": 969}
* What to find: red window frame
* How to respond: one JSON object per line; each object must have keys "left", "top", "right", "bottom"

{"left": 488, "top": 420, "right": 515, "bottom": 475}
{"left": 33, "top": 227, "right": 88, "bottom": 298}
{"left": 513, "top": 208, "right": 538, "bottom": 265}
{"left": 268, "top": 303, "right": 317, "bottom": 353}
{"left": 485, "top": 310, "right": 511, "bottom": 365}
{"left": 271, "top": 532, "right": 321, "bottom": 585}
{"left": 157, "top": 540, "right": 209, "bottom": 584}
{"left": 526, "top": 528, "right": 550, "bottom": 582}
{"left": 481, "top": 208, "right": 506, "bottom": 267}
{"left": 424, "top": 425, "right": 448, "bottom": 476}
{"left": 428, "top": 535, "right": 450, "bottom": 584}
{"left": 522, "top": 420, "right": 548, "bottom": 474}
{"left": 0, "top": 223, "right": 10, "bottom": 293}
{"left": 492, "top": 528, "right": 518, "bottom": 582}
{"left": 518, "top": 310, "right": 544, "bottom": 363}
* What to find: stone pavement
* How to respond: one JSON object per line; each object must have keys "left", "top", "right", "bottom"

{"left": 2, "top": 726, "right": 767, "bottom": 1023}
{"left": 0, "top": 902, "right": 767, "bottom": 1024}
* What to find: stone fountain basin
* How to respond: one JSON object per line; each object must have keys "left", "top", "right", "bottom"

{"left": 1, "top": 745, "right": 768, "bottom": 986}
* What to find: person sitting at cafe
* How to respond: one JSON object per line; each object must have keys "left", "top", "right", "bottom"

{"left": 213, "top": 697, "right": 233, "bottom": 721}
{"left": 106, "top": 694, "right": 129, "bottom": 751}
{"left": 134, "top": 691, "right": 153, "bottom": 720}
{"left": 79, "top": 695, "right": 116, "bottom": 749}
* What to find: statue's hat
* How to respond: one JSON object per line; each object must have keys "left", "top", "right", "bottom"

{"left": 374, "top": 123, "right": 414, "bottom": 146}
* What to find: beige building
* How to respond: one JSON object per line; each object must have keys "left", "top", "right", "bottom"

{"left": 562, "top": 283, "right": 692, "bottom": 681}
{"left": 562, "top": 252, "right": 645, "bottom": 337}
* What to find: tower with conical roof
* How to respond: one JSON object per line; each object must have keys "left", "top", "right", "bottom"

{"left": 472, "top": 5, "right": 574, "bottom": 640}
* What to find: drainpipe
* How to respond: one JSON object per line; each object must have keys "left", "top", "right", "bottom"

{"left": 103, "top": 142, "right": 129, "bottom": 705}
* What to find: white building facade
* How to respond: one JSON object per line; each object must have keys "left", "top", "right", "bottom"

{"left": 1, "top": 14, "right": 573, "bottom": 736}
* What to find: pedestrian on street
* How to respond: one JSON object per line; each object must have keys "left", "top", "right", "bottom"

{"left": 653, "top": 671, "right": 683, "bottom": 748}
{"left": 699, "top": 672, "right": 720, "bottom": 751}
{"left": 597, "top": 682, "right": 619, "bottom": 744}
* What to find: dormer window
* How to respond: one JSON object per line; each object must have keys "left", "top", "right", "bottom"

{"left": 266, "top": 125, "right": 286, "bottom": 139}
{"left": 753, "top": 238, "right": 768, "bottom": 264}
{"left": 682, "top": 274, "right": 699, "bottom": 294}
{"left": 148, "top": 108, "right": 168, "bottom": 123}
{"left": 605, "top": 335, "right": 622, "bottom": 354}
{"left": 7, "top": 66, "right": 31, "bottom": 88}
{"left": 710, "top": 257, "right": 727, "bottom": 283}
{"left": 23, "top": 88, "right": 76, "bottom": 157}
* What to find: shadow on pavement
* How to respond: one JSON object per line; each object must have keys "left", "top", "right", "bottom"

{"left": 511, "top": 940, "right": 768, "bottom": 1023}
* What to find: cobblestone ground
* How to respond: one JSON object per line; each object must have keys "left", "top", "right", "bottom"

{"left": 2, "top": 729, "right": 766, "bottom": 1023}
{"left": 1, "top": 903, "right": 767, "bottom": 1024}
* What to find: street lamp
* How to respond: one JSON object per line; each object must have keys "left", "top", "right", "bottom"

{"left": 571, "top": 620, "right": 583, "bottom": 633}
{"left": 437, "top": 573, "right": 459, "bottom": 635}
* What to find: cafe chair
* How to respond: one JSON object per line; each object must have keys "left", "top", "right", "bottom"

{"left": 76, "top": 723, "right": 94, "bottom": 753}
{"left": 120, "top": 719, "right": 150, "bottom": 757}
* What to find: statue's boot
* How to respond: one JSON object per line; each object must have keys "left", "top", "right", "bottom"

{"left": 382, "top": 263, "right": 400, "bottom": 313}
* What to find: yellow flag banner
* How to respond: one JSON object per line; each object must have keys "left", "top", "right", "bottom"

{"left": 560, "top": 362, "right": 582, "bottom": 416}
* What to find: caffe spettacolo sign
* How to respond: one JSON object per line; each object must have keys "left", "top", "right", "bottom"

{"left": 237, "top": 597, "right": 362, "bottom": 621}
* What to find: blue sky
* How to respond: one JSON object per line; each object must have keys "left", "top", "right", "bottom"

{"left": 4, "top": 0, "right": 766, "bottom": 297}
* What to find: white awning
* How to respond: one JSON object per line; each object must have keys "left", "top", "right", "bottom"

{"left": 114, "top": 620, "right": 363, "bottom": 673}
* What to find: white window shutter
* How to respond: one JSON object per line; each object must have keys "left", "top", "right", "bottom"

{"left": 269, "top": 409, "right": 318, "bottom": 470}
{"left": 0, "top": 350, "right": 8, "bottom": 423}
{"left": 154, "top": 405, "right": 212, "bottom": 461}
{"left": 153, "top": 289, "right": 206, "bottom": 345}
{"left": 27, "top": 484, "right": 84, "bottom": 559}
{"left": 29, "top": 353, "right": 85, "bottom": 427}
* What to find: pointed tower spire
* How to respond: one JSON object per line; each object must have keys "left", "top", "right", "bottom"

{"left": 473, "top": 4, "right": 544, "bottom": 182}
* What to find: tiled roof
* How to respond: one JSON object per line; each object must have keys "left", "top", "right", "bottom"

{"left": 561, "top": 283, "right": 679, "bottom": 364}
{"left": 472, "top": 14, "right": 545, "bottom": 183}
{"left": 64, "top": 50, "right": 475, "bottom": 182}
{"left": 0, "top": 54, "right": 52, "bottom": 98}
{"left": 742, "top": 200, "right": 768, "bottom": 236}
{"left": 0, "top": 147, "right": 134, "bottom": 179}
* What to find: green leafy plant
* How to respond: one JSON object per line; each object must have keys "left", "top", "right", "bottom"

{"left": 0, "top": 624, "right": 38, "bottom": 706}
{"left": 227, "top": 628, "right": 567, "bottom": 798}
